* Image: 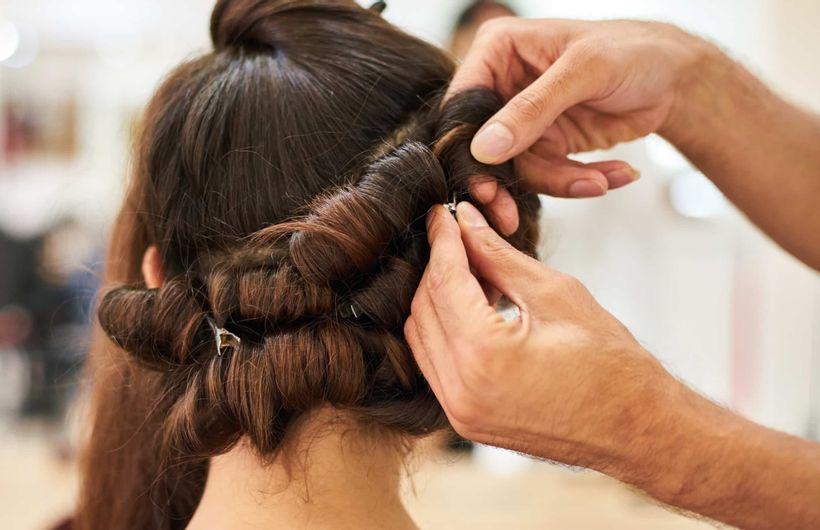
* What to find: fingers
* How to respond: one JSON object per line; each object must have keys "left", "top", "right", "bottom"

{"left": 471, "top": 156, "right": 639, "bottom": 208}
{"left": 515, "top": 153, "right": 607, "bottom": 198}
{"left": 447, "top": 18, "right": 580, "bottom": 102}
{"left": 471, "top": 48, "right": 603, "bottom": 165}
{"left": 485, "top": 187, "right": 519, "bottom": 235}
{"left": 515, "top": 152, "right": 638, "bottom": 198}
{"left": 478, "top": 278, "right": 503, "bottom": 307}
{"left": 468, "top": 177, "right": 520, "bottom": 235}
{"left": 421, "top": 206, "right": 495, "bottom": 334}
{"left": 425, "top": 205, "right": 469, "bottom": 274}
{"left": 454, "top": 202, "right": 544, "bottom": 303}
{"left": 592, "top": 162, "right": 641, "bottom": 190}
{"left": 406, "top": 206, "right": 500, "bottom": 397}
{"left": 468, "top": 157, "right": 637, "bottom": 231}
{"left": 445, "top": 19, "right": 509, "bottom": 101}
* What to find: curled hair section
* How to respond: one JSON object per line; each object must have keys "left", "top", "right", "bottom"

{"left": 97, "top": 88, "right": 539, "bottom": 428}
{"left": 93, "top": 49, "right": 540, "bottom": 530}
{"left": 82, "top": 3, "right": 545, "bottom": 530}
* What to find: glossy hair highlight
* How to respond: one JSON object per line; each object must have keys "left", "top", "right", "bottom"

{"left": 79, "top": 1, "right": 539, "bottom": 529}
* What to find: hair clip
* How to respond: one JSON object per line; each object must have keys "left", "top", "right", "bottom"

{"left": 443, "top": 193, "right": 457, "bottom": 217}
{"left": 206, "top": 316, "right": 241, "bottom": 356}
{"left": 369, "top": 1, "right": 387, "bottom": 14}
{"left": 338, "top": 303, "right": 361, "bottom": 319}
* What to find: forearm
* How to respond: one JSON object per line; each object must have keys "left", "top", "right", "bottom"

{"left": 604, "top": 373, "right": 820, "bottom": 529}
{"left": 661, "top": 40, "right": 820, "bottom": 270}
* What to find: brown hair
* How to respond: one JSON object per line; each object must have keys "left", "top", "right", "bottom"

{"left": 78, "top": 1, "right": 539, "bottom": 529}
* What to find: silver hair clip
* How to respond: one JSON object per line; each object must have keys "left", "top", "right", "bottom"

{"left": 206, "top": 316, "right": 241, "bottom": 356}
{"left": 443, "top": 193, "right": 457, "bottom": 217}
{"left": 339, "top": 303, "right": 361, "bottom": 319}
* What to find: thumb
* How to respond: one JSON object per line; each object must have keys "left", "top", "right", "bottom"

{"left": 455, "top": 202, "right": 544, "bottom": 302}
{"left": 471, "top": 49, "right": 599, "bottom": 164}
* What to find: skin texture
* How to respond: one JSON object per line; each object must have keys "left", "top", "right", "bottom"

{"left": 409, "top": 17, "right": 820, "bottom": 530}
{"left": 186, "top": 410, "right": 416, "bottom": 530}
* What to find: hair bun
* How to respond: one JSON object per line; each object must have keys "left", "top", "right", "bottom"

{"left": 210, "top": 0, "right": 371, "bottom": 51}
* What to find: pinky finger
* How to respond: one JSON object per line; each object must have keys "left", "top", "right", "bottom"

{"left": 584, "top": 160, "right": 640, "bottom": 190}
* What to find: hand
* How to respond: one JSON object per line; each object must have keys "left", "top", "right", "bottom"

{"left": 455, "top": 18, "right": 710, "bottom": 233}
{"left": 405, "top": 202, "right": 675, "bottom": 467}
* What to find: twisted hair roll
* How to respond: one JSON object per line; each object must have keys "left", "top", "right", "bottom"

{"left": 80, "top": 2, "right": 540, "bottom": 529}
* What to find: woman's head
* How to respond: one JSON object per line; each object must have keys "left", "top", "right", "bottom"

{"left": 81, "top": 1, "right": 539, "bottom": 528}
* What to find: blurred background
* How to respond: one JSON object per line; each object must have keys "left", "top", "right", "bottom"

{"left": 0, "top": 0, "right": 817, "bottom": 528}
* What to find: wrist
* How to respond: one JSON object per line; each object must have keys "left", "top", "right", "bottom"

{"left": 659, "top": 34, "right": 730, "bottom": 146}
{"left": 602, "top": 368, "right": 820, "bottom": 529}
{"left": 583, "top": 353, "right": 714, "bottom": 493}
{"left": 605, "top": 368, "right": 746, "bottom": 511}
{"left": 629, "top": 380, "right": 724, "bottom": 501}
{"left": 574, "top": 348, "right": 685, "bottom": 476}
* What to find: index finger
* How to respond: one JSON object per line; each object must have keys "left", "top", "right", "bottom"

{"left": 421, "top": 206, "right": 493, "bottom": 329}
{"left": 444, "top": 21, "right": 506, "bottom": 102}
{"left": 446, "top": 17, "right": 581, "bottom": 102}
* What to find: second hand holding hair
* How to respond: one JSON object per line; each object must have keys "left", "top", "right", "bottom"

{"left": 407, "top": 202, "right": 820, "bottom": 530}
{"left": 406, "top": 202, "right": 668, "bottom": 468}
{"left": 414, "top": 12, "right": 820, "bottom": 530}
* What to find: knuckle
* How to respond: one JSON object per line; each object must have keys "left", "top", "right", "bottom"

{"left": 572, "top": 40, "right": 610, "bottom": 70}
{"left": 476, "top": 16, "right": 515, "bottom": 39}
{"left": 509, "top": 90, "right": 547, "bottom": 122}
{"left": 476, "top": 230, "right": 515, "bottom": 259}
{"left": 559, "top": 272, "right": 588, "bottom": 296}
{"left": 448, "top": 418, "right": 472, "bottom": 438}
{"left": 425, "top": 262, "right": 455, "bottom": 293}
{"left": 571, "top": 41, "right": 597, "bottom": 61}
{"left": 567, "top": 275, "right": 589, "bottom": 294}
{"left": 448, "top": 416, "right": 478, "bottom": 440}
{"left": 447, "top": 392, "right": 484, "bottom": 432}
{"left": 409, "top": 295, "right": 424, "bottom": 317}
{"left": 402, "top": 316, "right": 415, "bottom": 337}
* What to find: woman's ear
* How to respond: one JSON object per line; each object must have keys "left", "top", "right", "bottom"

{"left": 142, "top": 245, "right": 164, "bottom": 289}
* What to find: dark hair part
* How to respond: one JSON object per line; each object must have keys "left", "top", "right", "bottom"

{"left": 79, "top": 1, "right": 539, "bottom": 529}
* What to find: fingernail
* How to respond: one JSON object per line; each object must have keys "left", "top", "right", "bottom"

{"left": 471, "top": 122, "right": 514, "bottom": 163}
{"left": 604, "top": 168, "right": 640, "bottom": 189}
{"left": 456, "top": 202, "right": 488, "bottom": 227}
{"left": 568, "top": 180, "right": 607, "bottom": 198}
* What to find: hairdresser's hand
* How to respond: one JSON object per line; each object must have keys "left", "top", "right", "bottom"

{"left": 406, "top": 202, "right": 673, "bottom": 465}
{"left": 407, "top": 203, "right": 820, "bottom": 530}
{"left": 454, "top": 18, "right": 709, "bottom": 233}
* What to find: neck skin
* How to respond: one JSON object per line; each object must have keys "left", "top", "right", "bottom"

{"left": 186, "top": 409, "right": 418, "bottom": 530}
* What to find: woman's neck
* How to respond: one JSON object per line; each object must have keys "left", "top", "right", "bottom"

{"left": 186, "top": 409, "right": 418, "bottom": 530}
